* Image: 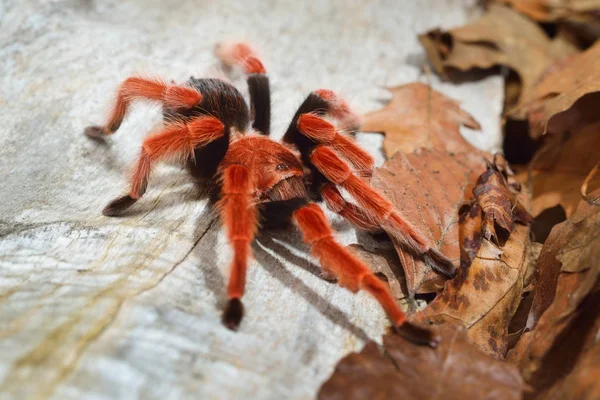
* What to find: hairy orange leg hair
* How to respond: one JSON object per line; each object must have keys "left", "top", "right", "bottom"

{"left": 85, "top": 77, "right": 203, "bottom": 137}
{"left": 320, "top": 183, "right": 379, "bottom": 232}
{"left": 215, "top": 42, "right": 266, "bottom": 75}
{"left": 102, "top": 116, "right": 224, "bottom": 216}
{"left": 313, "top": 88, "right": 362, "bottom": 130}
{"left": 218, "top": 164, "right": 258, "bottom": 330}
{"left": 293, "top": 203, "right": 439, "bottom": 347}
{"left": 309, "top": 145, "right": 456, "bottom": 277}
{"left": 297, "top": 113, "right": 373, "bottom": 173}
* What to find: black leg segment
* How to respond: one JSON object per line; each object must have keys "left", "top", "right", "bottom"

{"left": 248, "top": 74, "right": 271, "bottom": 135}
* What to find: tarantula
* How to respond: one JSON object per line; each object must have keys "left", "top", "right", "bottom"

{"left": 84, "top": 42, "right": 455, "bottom": 346}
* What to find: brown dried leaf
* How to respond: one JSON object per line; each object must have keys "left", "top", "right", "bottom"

{"left": 349, "top": 244, "right": 408, "bottom": 301}
{"left": 523, "top": 41, "right": 600, "bottom": 138}
{"left": 541, "top": 340, "right": 600, "bottom": 400}
{"left": 458, "top": 202, "right": 483, "bottom": 269}
{"left": 361, "top": 83, "right": 481, "bottom": 157}
{"left": 318, "top": 324, "right": 524, "bottom": 400}
{"left": 373, "top": 149, "right": 487, "bottom": 296}
{"left": 507, "top": 191, "right": 600, "bottom": 397}
{"left": 416, "top": 160, "right": 532, "bottom": 358}
{"left": 522, "top": 189, "right": 600, "bottom": 329}
{"left": 417, "top": 224, "right": 530, "bottom": 358}
{"left": 523, "top": 120, "right": 600, "bottom": 218}
{"left": 494, "top": 0, "right": 600, "bottom": 24}
{"left": 420, "top": 5, "right": 578, "bottom": 117}
{"left": 474, "top": 157, "right": 532, "bottom": 242}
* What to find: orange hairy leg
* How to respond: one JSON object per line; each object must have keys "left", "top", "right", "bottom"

{"left": 309, "top": 145, "right": 456, "bottom": 277}
{"left": 313, "top": 89, "right": 362, "bottom": 130}
{"left": 215, "top": 42, "right": 271, "bottom": 134}
{"left": 293, "top": 204, "right": 439, "bottom": 347}
{"left": 215, "top": 42, "right": 266, "bottom": 75}
{"left": 320, "top": 183, "right": 379, "bottom": 232}
{"left": 85, "top": 77, "right": 203, "bottom": 137}
{"left": 297, "top": 113, "right": 373, "bottom": 173}
{"left": 218, "top": 164, "right": 258, "bottom": 330}
{"left": 102, "top": 116, "right": 225, "bottom": 216}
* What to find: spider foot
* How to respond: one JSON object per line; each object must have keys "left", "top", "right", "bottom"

{"left": 223, "top": 298, "right": 244, "bottom": 331}
{"left": 84, "top": 125, "right": 107, "bottom": 138}
{"left": 394, "top": 321, "right": 440, "bottom": 348}
{"left": 423, "top": 248, "right": 457, "bottom": 278}
{"left": 102, "top": 195, "right": 137, "bottom": 217}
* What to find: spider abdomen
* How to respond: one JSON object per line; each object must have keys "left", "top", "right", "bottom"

{"left": 167, "top": 78, "right": 250, "bottom": 180}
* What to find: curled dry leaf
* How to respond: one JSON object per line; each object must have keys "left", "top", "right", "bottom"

{"left": 416, "top": 160, "right": 532, "bottom": 358}
{"left": 458, "top": 202, "right": 483, "bottom": 269}
{"left": 520, "top": 189, "right": 600, "bottom": 329}
{"left": 318, "top": 324, "right": 524, "bottom": 400}
{"left": 373, "top": 149, "right": 486, "bottom": 297}
{"left": 522, "top": 41, "right": 600, "bottom": 138}
{"left": 507, "top": 191, "right": 600, "bottom": 397}
{"left": 493, "top": 0, "right": 600, "bottom": 25}
{"left": 524, "top": 120, "right": 600, "bottom": 218}
{"left": 419, "top": 5, "right": 578, "bottom": 117}
{"left": 474, "top": 157, "right": 532, "bottom": 242}
{"left": 361, "top": 82, "right": 481, "bottom": 157}
{"left": 418, "top": 224, "right": 531, "bottom": 358}
{"left": 349, "top": 244, "right": 408, "bottom": 302}
{"left": 542, "top": 340, "right": 600, "bottom": 400}
{"left": 516, "top": 43, "right": 600, "bottom": 218}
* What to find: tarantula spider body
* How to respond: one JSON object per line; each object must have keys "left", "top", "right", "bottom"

{"left": 85, "top": 43, "right": 456, "bottom": 347}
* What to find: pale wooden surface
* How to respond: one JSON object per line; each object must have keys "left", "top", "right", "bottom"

{"left": 0, "top": 1, "right": 502, "bottom": 399}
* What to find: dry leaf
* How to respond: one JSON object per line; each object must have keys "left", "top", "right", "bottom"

{"left": 418, "top": 224, "right": 530, "bottom": 358}
{"left": 361, "top": 83, "right": 481, "bottom": 157}
{"left": 318, "top": 324, "right": 524, "bottom": 400}
{"left": 522, "top": 41, "right": 600, "bottom": 138}
{"left": 494, "top": 0, "right": 600, "bottom": 24}
{"left": 349, "top": 244, "right": 408, "bottom": 301}
{"left": 508, "top": 191, "right": 600, "bottom": 397}
{"left": 373, "top": 149, "right": 487, "bottom": 297}
{"left": 524, "top": 120, "right": 600, "bottom": 218}
{"left": 416, "top": 160, "right": 532, "bottom": 358}
{"left": 420, "top": 5, "right": 578, "bottom": 117}
{"left": 458, "top": 202, "right": 483, "bottom": 269}
{"left": 474, "top": 157, "right": 532, "bottom": 242}
{"left": 522, "top": 189, "right": 600, "bottom": 329}
{"left": 515, "top": 43, "right": 600, "bottom": 218}
{"left": 541, "top": 340, "right": 600, "bottom": 400}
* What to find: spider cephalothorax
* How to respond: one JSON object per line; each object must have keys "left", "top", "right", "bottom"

{"left": 84, "top": 42, "right": 456, "bottom": 346}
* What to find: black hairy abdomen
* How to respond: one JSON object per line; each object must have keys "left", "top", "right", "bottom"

{"left": 164, "top": 78, "right": 250, "bottom": 180}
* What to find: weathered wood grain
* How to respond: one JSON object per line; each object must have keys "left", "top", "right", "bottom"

{"left": 0, "top": 1, "right": 502, "bottom": 399}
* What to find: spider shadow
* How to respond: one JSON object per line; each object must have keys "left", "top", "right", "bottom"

{"left": 262, "top": 217, "right": 412, "bottom": 311}
{"left": 189, "top": 204, "right": 227, "bottom": 310}
{"left": 254, "top": 229, "right": 371, "bottom": 342}
{"left": 85, "top": 135, "right": 124, "bottom": 174}
{"left": 109, "top": 172, "right": 216, "bottom": 218}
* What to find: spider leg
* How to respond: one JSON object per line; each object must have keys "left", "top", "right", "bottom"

{"left": 320, "top": 183, "right": 380, "bottom": 232}
{"left": 310, "top": 145, "right": 456, "bottom": 278}
{"left": 284, "top": 100, "right": 373, "bottom": 173}
{"left": 215, "top": 42, "right": 270, "bottom": 135}
{"left": 293, "top": 203, "right": 439, "bottom": 347}
{"left": 103, "top": 116, "right": 225, "bottom": 216}
{"left": 84, "top": 77, "right": 203, "bottom": 137}
{"left": 218, "top": 164, "right": 258, "bottom": 330}
{"left": 286, "top": 89, "right": 361, "bottom": 131}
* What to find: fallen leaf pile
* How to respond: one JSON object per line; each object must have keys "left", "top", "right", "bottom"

{"left": 321, "top": 4, "right": 600, "bottom": 399}
{"left": 493, "top": 0, "right": 600, "bottom": 32}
